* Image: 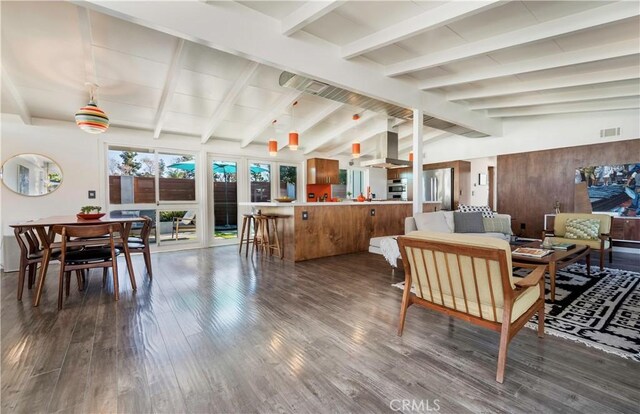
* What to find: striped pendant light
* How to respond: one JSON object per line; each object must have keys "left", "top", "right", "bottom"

{"left": 75, "top": 84, "right": 109, "bottom": 134}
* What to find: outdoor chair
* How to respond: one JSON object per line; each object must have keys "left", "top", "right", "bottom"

{"left": 172, "top": 211, "right": 196, "bottom": 240}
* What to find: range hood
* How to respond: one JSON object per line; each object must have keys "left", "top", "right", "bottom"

{"left": 359, "top": 130, "right": 411, "bottom": 169}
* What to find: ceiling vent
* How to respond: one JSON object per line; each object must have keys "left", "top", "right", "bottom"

{"left": 600, "top": 127, "right": 621, "bottom": 138}
{"left": 279, "top": 71, "right": 488, "bottom": 138}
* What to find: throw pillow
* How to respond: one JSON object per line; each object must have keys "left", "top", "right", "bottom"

{"left": 564, "top": 218, "right": 600, "bottom": 240}
{"left": 414, "top": 212, "right": 452, "bottom": 233}
{"left": 453, "top": 212, "right": 485, "bottom": 233}
{"left": 458, "top": 204, "right": 494, "bottom": 218}
{"left": 483, "top": 216, "right": 513, "bottom": 235}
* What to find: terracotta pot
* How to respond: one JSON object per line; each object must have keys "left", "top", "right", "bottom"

{"left": 356, "top": 194, "right": 366, "bottom": 202}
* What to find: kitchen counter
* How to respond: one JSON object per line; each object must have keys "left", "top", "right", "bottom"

{"left": 239, "top": 201, "right": 413, "bottom": 207}
{"left": 239, "top": 201, "right": 412, "bottom": 261}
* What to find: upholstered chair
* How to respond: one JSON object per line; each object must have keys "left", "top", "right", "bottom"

{"left": 397, "top": 231, "right": 546, "bottom": 383}
{"left": 543, "top": 213, "right": 613, "bottom": 270}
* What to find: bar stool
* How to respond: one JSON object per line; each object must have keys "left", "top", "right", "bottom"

{"left": 238, "top": 213, "right": 255, "bottom": 257}
{"left": 252, "top": 215, "right": 270, "bottom": 256}
{"left": 263, "top": 214, "right": 286, "bottom": 260}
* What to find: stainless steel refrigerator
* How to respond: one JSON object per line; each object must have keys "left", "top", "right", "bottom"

{"left": 423, "top": 168, "right": 453, "bottom": 210}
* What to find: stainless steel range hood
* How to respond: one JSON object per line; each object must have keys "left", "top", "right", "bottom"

{"left": 359, "top": 130, "right": 411, "bottom": 169}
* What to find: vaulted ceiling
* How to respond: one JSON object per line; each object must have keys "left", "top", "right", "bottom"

{"left": 2, "top": 1, "right": 639, "bottom": 158}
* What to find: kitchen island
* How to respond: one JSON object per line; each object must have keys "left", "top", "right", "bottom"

{"left": 239, "top": 201, "right": 412, "bottom": 261}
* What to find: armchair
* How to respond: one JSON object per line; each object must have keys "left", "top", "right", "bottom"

{"left": 542, "top": 213, "right": 612, "bottom": 270}
{"left": 172, "top": 211, "right": 196, "bottom": 240}
{"left": 397, "top": 231, "right": 546, "bottom": 383}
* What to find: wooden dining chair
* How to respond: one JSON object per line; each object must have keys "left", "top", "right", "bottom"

{"left": 52, "top": 224, "right": 121, "bottom": 310}
{"left": 123, "top": 216, "right": 153, "bottom": 279}
{"left": 13, "top": 227, "right": 59, "bottom": 300}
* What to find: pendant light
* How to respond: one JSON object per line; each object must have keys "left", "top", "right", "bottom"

{"left": 351, "top": 114, "right": 361, "bottom": 158}
{"left": 75, "top": 83, "right": 109, "bottom": 134}
{"left": 288, "top": 101, "right": 299, "bottom": 151}
{"left": 268, "top": 120, "right": 278, "bottom": 156}
{"left": 409, "top": 151, "right": 414, "bottom": 162}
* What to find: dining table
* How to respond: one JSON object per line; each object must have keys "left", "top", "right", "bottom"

{"left": 10, "top": 215, "right": 146, "bottom": 307}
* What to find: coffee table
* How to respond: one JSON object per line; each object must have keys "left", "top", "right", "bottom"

{"left": 511, "top": 241, "right": 590, "bottom": 302}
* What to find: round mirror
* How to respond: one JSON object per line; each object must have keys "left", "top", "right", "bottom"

{"left": 1, "top": 154, "right": 62, "bottom": 196}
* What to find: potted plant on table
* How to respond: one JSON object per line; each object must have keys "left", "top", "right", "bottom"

{"left": 77, "top": 205, "right": 105, "bottom": 220}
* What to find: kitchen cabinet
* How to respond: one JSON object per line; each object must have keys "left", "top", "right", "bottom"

{"left": 387, "top": 167, "right": 412, "bottom": 180}
{"left": 307, "top": 158, "right": 339, "bottom": 184}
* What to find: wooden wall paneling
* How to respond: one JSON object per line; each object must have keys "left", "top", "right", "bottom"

{"left": 291, "top": 204, "right": 411, "bottom": 261}
{"left": 371, "top": 204, "right": 412, "bottom": 237}
{"left": 488, "top": 166, "right": 495, "bottom": 211}
{"left": 573, "top": 182, "right": 592, "bottom": 213}
{"left": 497, "top": 140, "right": 640, "bottom": 239}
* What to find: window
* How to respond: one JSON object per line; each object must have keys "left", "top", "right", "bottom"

{"left": 108, "top": 148, "right": 155, "bottom": 204}
{"left": 278, "top": 165, "right": 297, "bottom": 199}
{"left": 339, "top": 169, "right": 347, "bottom": 185}
{"left": 107, "top": 145, "right": 199, "bottom": 246}
{"left": 250, "top": 163, "right": 271, "bottom": 202}
{"left": 109, "top": 209, "right": 157, "bottom": 244}
{"left": 348, "top": 169, "right": 365, "bottom": 197}
{"left": 159, "top": 153, "right": 196, "bottom": 201}
{"left": 212, "top": 160, "right": 238, "bottom": 240}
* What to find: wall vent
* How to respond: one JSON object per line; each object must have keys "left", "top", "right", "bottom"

{"left": 600, "top": 127, "right": 621, "bottom": 138}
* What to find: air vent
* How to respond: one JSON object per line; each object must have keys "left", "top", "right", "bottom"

{"left": 600, "top": 127, "right": 621, "bottom": 138}
{"left": 279, "top": 71, "right": 489, "bottom": 138}
{"left": 304, "top": 80, "right": 330, "bottom": 95}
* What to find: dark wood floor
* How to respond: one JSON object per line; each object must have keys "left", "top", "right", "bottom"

{"left": 1, "top": 247, "right": 639, "bottom": 413}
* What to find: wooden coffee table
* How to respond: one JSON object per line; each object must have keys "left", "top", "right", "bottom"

{"left": 511, "top": 241, "right": 590, "bottom": 302}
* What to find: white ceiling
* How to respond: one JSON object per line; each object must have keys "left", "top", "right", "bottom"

{"left": 2, "top": 1, "right": 639, "bottom": 158}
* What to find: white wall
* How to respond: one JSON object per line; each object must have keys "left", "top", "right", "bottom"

{"left": 423, "top": 109, "right": 640, "bottom": 163}
{"left": 467, "top": 156, "right": 496, "bottom": 207}
{"left": 0, "top": 115, "right": 308, "bottom": 268}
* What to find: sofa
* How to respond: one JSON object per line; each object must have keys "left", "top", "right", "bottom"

{"left": 405, "top": 211, "right": 512, "bottom": 240}
{"left": 543, "top": 212, "right": 613, "bottom": 270}
{"left": 369, "top": 211, "right": 513, "bottom": 267}
{"left": 397, "top": 231, "right": 546, "bottom": 383}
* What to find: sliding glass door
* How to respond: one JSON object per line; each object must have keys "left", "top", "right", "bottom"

{"left": 106, "top": 145, "right": 199, "bottom": 248}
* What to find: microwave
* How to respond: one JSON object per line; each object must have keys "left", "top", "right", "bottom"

{"left": 388, "top": 178, "right": 407, "bottom": 194}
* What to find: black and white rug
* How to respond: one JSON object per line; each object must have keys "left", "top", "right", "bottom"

{"left": 392, "top": 264, "right": 640, "bottom": 362}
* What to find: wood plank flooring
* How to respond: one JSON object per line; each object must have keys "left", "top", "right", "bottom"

{"left": 1, "top": 247, "right": 639, "bottom": 413}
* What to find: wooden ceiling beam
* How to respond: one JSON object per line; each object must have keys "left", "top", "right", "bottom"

{"left": 240, "top": 89, "right": 304, "bottom": 148}
{"left": 385, "top": 2, "right": 639, "bottom": 77}
{"left": 278, "top": 101, "right": 344, "bottom": 150}
{"left": 469, "top": 83, "right": 640, "bottom": 110}
{"left": 154, "top": 39, "right": 187, "bottom": 139}
{"left": 1, "top": 66, "right": 32, "bottom": 125}
{"left": 201, "top": 61, "right": 259, "bottom": 143}
{"left": 342, "top": 1, "right": 501, "bottom": 59}
{"left": 419, "top": 39, "right": 640, "bottom": 90}
{"left": 281, "top": 1, "right": 344, "bottom": 36}
{"left": 448, "top": 67, "right": 640, "bottom": 101}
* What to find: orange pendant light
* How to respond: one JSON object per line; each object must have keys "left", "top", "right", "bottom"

{"left": 351, "top": 114, "right": 361, "bottom": 158}
{"left": 288, "top": 132, "right": 299, "bottom": 151}
{"left": 268, "top": 140, "right": 278, "bottom": 156}
{"left": 268, "top": 119, "right": 278, "bottom": 156}
{"left": 352, "top": 142, "right": 361, "bottom": 158}
{"left": 409, "top": 151, "right": 414, "bottom": 162}
{"left": 289, "top": 101, "right": 299, "bottom": 150}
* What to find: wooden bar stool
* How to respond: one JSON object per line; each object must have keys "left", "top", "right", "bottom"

{"left": 263, "top": 214, "right": 286, "bottom": 260}
{"left": 252, "top": 215, "right": 270, "bottom": 256}
{"left": 238, "top": 213, "right": 255, "bottom": 257}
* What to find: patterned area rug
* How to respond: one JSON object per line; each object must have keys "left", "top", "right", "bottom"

{"left": 392, "top": 264, "right": 640, "bottom": 361}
